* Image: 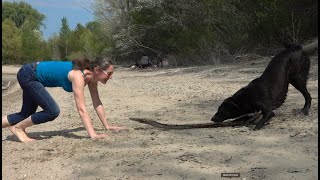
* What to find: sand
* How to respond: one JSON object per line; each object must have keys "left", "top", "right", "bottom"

{"left": 2, "top": 55, "right": 318, "bottom": 180}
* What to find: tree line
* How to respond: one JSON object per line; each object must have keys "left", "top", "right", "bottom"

{"left": 2, "top": 0, "right": 318, "bottom": 66}
{"left": 2, "top": 1, "right": 106, "bottom": 64}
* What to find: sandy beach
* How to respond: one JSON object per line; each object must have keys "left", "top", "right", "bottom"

{"left": 2, "top": 54, "right": 318, "bottom": 180}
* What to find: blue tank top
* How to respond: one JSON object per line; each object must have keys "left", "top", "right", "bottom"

{"left": 35, "top": 61, "right": 73, "bottom": 92}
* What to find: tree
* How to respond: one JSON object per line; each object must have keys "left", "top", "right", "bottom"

{"left": 68, "top": 23, "right": 86, "bottom": 53}
{"left": 47, "top": 33, "right": 62, "bottom": 59}
{"left": 2, "top": 1, "right": 47, "bottom": 64}
{"left": 2, "top": 18, "right": 23, "bottom": 64}
{"left": 59, "top": 17, "right": 71, "bottom": 59}
{"left": 21, "top": 20, "right": 46, "bottom": 62}
{"left": 2, "top": 1, "right": 45, "bottom": 30}
{"left": 85, "top": 21, "right": 113, "bottom": 56}
{"left": 93, "top": 0, "right": 317, "bottom": 66}
{"left": 79, "top": 30, "right": 97, "bottom": 59}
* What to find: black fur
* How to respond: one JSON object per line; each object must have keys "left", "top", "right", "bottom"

{"left": 211, "top": 44, "right": 311, "bottom": 130}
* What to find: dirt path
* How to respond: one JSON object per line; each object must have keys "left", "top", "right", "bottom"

{"left": 2, "top": 55, "right": 318, "bottom": 180}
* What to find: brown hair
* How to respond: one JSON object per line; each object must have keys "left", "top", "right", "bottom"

{"left": 72, "top": 57, "right": 91, "bottom": 70}
{"left": 72, "top": 56, "right": 113, "bottom": 71}
{"left": 90, "top": 56, "right": 113, "bottom": 70}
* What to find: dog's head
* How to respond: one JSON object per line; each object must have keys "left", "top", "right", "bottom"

{"left": 211, "top": 97, "right": 243, "bottom": 122}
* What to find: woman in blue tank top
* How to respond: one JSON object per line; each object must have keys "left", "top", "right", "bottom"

{"left": 2, "top": 57, "right": 125, "bottom": 142}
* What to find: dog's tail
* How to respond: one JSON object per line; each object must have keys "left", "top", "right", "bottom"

{"left": 284, "top": 42, "right": 302, "bottom": 52}
{"left": 283, "top": 38, "right": 318, "bottom": 55}
{"left": 302, "top": 38, "right": 318, "bottom": 55}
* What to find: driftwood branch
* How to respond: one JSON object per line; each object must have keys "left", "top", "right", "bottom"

{"left": 129, "top": 114, "right": 260, "bottom": 130}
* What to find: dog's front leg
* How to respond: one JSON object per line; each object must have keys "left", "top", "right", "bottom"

{"left": 247, "top": 112, "right": 262, "bottom": 124}
{"left": 253, "top": 103, "right": 274, "bottom": 130}
{"left": 233, "top": 113, "right": 261, "bottom": 125}
{"left": 253, "top": 112, "right": 274, "bottom": 130}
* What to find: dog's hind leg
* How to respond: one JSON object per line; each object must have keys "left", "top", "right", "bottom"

{"left": 290, "top": 53, "right": 311, "bottom": 115}
{"left": 290, "top": 77, "right": 312, "bottom": 115}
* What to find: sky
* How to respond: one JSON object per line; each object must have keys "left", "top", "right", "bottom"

{"left": 4, "top": 0, "right": 96, "bottom": 40}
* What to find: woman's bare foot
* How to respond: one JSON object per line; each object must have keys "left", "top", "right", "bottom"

{"left": 9, "top": 126, "right": 35, "bottom": 143}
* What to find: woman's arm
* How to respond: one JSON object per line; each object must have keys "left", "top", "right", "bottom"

{"left": 88, "top": 81, "right": 126, "bottom": 130}
{"left": 69, "top": 71, "right": 108, "bottom": 139}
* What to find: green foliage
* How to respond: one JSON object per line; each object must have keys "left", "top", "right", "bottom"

{"left": 59, "top": 17, "right": 71, "bottom": 40}
{"left": 2, "top": 0, "right": 318, "bottom": 66}
{"left": 2, "top": 2, "right": 111, "bottom": 64}
{"left": 67, "top": 51, "right": 86, "bottom": 60}
{"left": 79, "top": 30, "right": 98, "bottom": 59}
{"left": 59, "top": 17, "right": 71, "bottom": 59}
{"left": 2, "top": 18, "right": 23, "bottom": 64}
{"left": 92, "top": 0, "right": 318, "bottom": 66}
{"left": 232, "top": 0, "right": 318, "bottom": 45}
{"left": 68, "top": 23, "right": 86, "bottom": 52}
{"left": 2, "top": 1, "right": 47, "bottom": 64}
{"left": 21, "top": 20, "right": 46, "bottom": 62}
{"left": 47, "top": 34, "right": 61, "bottom": 59}
{"left": 64, "top": 21, "right": 111, "bottom": 60}
{"left": 2, "top": 1, "right": 45, "bottom": 30}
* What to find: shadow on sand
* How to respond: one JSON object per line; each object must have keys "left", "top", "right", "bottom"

{"left": 4, "top": 127, "right": 87, "bottom": 142}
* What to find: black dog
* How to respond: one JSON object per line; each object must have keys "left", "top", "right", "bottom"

{"left": 211, "top": 43, "right": 311, "bottom": 130}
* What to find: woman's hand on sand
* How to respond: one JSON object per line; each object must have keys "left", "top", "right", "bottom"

{"left": 106, "top": 126, "right": 126, "bottom": 131}
{"left": 90, "top": 133, "right": 108, "bottom": 139}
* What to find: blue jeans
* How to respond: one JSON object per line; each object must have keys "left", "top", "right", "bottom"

{"left": 7, "top": 63, "right": 60, "bottom": 125}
